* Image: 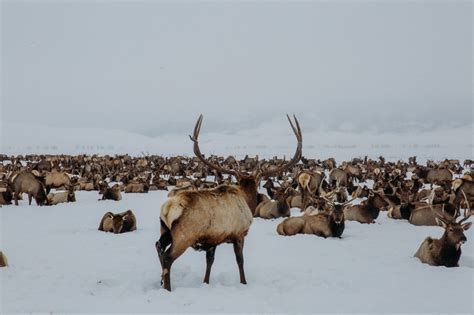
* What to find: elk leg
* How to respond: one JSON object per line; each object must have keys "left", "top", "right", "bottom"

{"left": 155, "top": 230, "right": 172, "bottom": 267}
{"left": 160, "top": 241, "right": 189, "bottom": 291}
{"left": 14, "top": 192, "right": 19, "bottom": 206}
{"left": 233, "top": 238, "right": 247, "bottom": 285}
{"left": 28, "top": 193, "right": 32, "bottom": 205}
{"left": 203, "top": 246, "right": 216, "bottom": 284}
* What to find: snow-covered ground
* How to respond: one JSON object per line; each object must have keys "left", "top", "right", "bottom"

{"left": 1, "top": 190, "right": 473, "bottom": 314}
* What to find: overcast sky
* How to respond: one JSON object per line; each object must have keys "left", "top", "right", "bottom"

{"left": 1, "top": 0, "right": 472, "bottom": 136}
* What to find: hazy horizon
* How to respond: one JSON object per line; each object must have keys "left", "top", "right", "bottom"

{"left": 1, "top": 0, "right": 472, "bottom": 139}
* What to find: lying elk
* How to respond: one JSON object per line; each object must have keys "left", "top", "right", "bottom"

{"left": 277, "top": 197, "right": 353, "bottom": 238}
{"left": 99, "top": 210, "right": 137, "bottom": 234}
{"left": 99, "top": 183, "right": 122, "bottom": 201}
{"left": 156, "top": 114, "right": 302, "bottom": 291}
{"left": 414, "top": 191, "right": 471, "bottom": 267}
{"left": 47, "top": 185, "right": 76, "bottom": 205}
{"left": 344, "top": 190, "right": 388, "bottom": 224}
{"left": 254, "top": 187, "right": 294, "bottom": 219}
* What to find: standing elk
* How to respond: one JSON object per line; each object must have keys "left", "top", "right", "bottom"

{"left": 11, "top": 172, "right": 48, "bottom": 206}
{"left": 452, "top": 178, "right": 473, "bottom": 212}
{"left": 44, "top": 170, "right": 71, "bottom": 194}
{"left": 298, "top": 170, "right": 325, "bottom": 211}
{"left": 414, "top": 167, "right": 453, "bottom": 186}
{"left": 414, "top": 192, "right": 471, "bottom": 267}
{"left": 156, "top": 114, "right": 302, "bottom": 291}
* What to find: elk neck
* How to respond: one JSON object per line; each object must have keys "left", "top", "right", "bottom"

{"left": 329, "top": 216, "right": 345, "bottom": 238}
{"left": 237, "top": 176, "right": 259, "bottom": 213}
{"left": 437, "top": 233, "right": 462, "bottom": 267}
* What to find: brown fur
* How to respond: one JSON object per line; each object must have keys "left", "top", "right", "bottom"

{"left": 0, "top": 251, "right": 8, "bottom": 267}
{"left": 344, "top": 191, "right": 388, "bottom": 224}
{"left": 277, "top": 204, "right": 345, "bottom": 238}
{"left": 100, "top": 184, "right": 122, "bottom": 201}
{"left": 98, "top": 210, "right": 137, "bottom": 234}
{"left": 47, "top": 186, "right": 76, "bottom": 205}
{"left": 44, "top": 170, "right": 70, "bottom": 194}
{"left": 124, "top": 182, "right": 149, "bottom": 193}
{"left": 157, "top": 185, "right": 253, "bottom": 290}
{"left": 254, "top": 188, "right": 293, "bottom": 219}
{"left": 415, "top": 215, "right": 471, "bottom": 267}
{"left": 11, "top": 172, "right": 47, "bottom": 206}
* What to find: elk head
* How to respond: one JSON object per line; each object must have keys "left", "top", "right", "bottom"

{"left": 189, "top": 114, "right": 302, "bottom": 213}
{"left": 434, "top": 190, "right": 472, "bottom": 249}
{"left": 322, "top": 196, "right": 355, "bottom": 224}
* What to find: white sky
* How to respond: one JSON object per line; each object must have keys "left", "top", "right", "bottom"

{"left": 1, "top": 0, "right": 472, "bottom": 136}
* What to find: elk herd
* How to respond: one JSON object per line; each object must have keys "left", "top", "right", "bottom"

{"left": 0, "top": 115, "right": 473, "bottom": 292}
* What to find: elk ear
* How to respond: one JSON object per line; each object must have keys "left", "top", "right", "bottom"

{"left": 461, "top": 222, "right": 472, "bottom": 231}
{"left": 435, "top": 217, "right": 447, "bottom": 228}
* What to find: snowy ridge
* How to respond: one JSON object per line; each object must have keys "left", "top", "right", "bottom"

{"left": 1, "top": 122, "right": 472, "bottom": 162}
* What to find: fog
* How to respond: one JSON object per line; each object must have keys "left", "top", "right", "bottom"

{"left": 1, "top": 0, "right": 472, "bottom": 137}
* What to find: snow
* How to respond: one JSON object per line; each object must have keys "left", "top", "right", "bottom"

{"left": 1, "top": 190, "right": 473, "bottom": 313}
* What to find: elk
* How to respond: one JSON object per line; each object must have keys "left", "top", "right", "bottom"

{"left": 452, "top": 178, "right": 473, "bottom": 212}
{"left": 414, "top": 167, "right": 453, "bottom": 186}
{"left": 124, "top": 182, "right": 149, "bottom": 193}
{"left": 329, "top": 168, "right": 348, "bottom": 188}
{"left": 98, "top": 210, "right": 137, "bottom": 234}
{"left": 343, "top": 190, "right": 388, "bottom": 224}
{"left": 44, "top": 170, "right": 71, "bottom": 194}
{"left": 276, "top": 197, "right": 353, "bottom": 238}
{"left": 414, "top": 191, "right": 472, "bottom": 267}
{"left": 11, "top": 172, "right": 48, "bottom": 206}
{"left": 254, "top": 187, "right": 294, "bottom": 219}
{"left": 0, "top": 185, "right": 13, "bottom": 205}
{"left": 155, "top": 114, "right": 302, "bottom": 291}
{"left": 298, "top": 170, "right": 325, "bottom": 211}
{"left": 47, "top": 185, "right": 76, "bottom": 205}
{"left": 99, "top": 183, "right": 122, "bottom": 201}
{"left": 0, "top": 251, "right": 8, "bottom": 267}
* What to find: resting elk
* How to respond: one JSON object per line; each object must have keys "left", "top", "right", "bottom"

{"left": 277, "top": 197, "right": 353, "bottom": 238}
{"left": 414, "top": 191, "right": 472, "bottom": 267}
{"left": 156, "top": 114, "right": 302, "bottom": 291}
{"left": 254, "top": 187, "right": 294, "bottom": 219}
{"left": 344, "top": 190, "right": 388, "bottom": 224}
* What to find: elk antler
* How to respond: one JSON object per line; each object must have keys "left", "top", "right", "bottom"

{"left": 342, "top": 197, "right": 357, "bottom": 206}
{"left": 189, "top": 115, "right": 240, "bottom": 178}
{"left": 258, "top": 115, "right": 302, "bottom": 178}
{"left": 459, "top": 189, "right": 472, "bottom": 224}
